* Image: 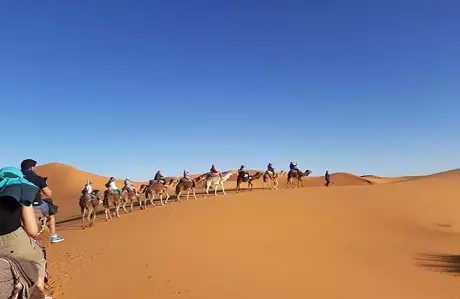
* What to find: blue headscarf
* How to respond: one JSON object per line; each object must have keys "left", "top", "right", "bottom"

{"left": 0, "top": 166, "right": 38, "bottom": 206}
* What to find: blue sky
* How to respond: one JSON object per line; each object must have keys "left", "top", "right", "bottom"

{"left": 1, "top": 0, "right": 459, "bottom": 180}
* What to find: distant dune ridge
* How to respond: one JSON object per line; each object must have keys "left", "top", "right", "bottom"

{"left": 40, "top": 163, "right": 460, "bottom": 299}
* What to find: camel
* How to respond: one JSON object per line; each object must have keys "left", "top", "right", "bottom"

{"left": 287, "top": 169, "right": 312, "bottom": 188}
{"left": 121, "top": 189, "right": 139, "bottom": 213}
{"left": 263, "top": 171, "right": 279, "bottom": 190}
{"left": 203, "top": 171, "right": 233, "bottom": 196}
{"left": 236, "top": 171, "right": 263, "bottom": 192}
{"left": 175, "top": 175, "right": 206, "bottom": 202}
{"left": 79, "top": 190, "right": 102, "bottom": 228}
{"left": 103, "top": 190, "right": 123, "bottom": 221}
{"left": 139, "top": 178, "right": 178, "bottom": 208}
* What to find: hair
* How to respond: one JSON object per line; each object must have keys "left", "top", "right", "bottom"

{"left": 20, "top": 159, "right": 37, "bottom": 170}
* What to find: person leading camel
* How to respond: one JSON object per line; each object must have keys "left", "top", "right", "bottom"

{"left": 21, "top": 159, "right": 64, "bottom": 244}
{"left": 0, "top": 167, "right": 51, "bottom": 298}
{"left": 325, "top": 171, "right": 331, "bottom": 187}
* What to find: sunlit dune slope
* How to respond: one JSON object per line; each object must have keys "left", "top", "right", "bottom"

{"left": 47, "top": 167, "right": 460, "bottom": 299}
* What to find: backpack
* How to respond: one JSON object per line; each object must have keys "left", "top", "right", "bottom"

{"left": 0, "top": 256, "right": 39, "bottom": 299}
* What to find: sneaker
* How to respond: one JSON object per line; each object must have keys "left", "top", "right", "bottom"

{"left": 50, "top": 235, "right": 64, "bottom": 244}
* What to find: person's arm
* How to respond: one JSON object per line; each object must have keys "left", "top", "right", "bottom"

{"left": 37, "top": 176, "right": 52, "bottom": 197}
{"left": 21, "top": 205, "right": 39, "bottom": 237}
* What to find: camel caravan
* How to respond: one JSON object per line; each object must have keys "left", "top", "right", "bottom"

{"left": 78, "top": 162, "right": 312, "bottom": 228}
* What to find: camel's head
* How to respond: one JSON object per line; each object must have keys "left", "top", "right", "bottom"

{"left": 305, "top": 170, "right": 312, "bottom": 176}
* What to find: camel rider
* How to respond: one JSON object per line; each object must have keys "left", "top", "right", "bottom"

{"left": 106, "top": 177, "right": 121, "bottom": 196}
{"left": 267, "top": 163, "right": 275, "bottom": 175}
{"left": 290, "top": 162, "right": 300, "bottom": 174}
{"left": 154, "top": 170, "right": 166, "bottom": 184}
{"left": 183, "top": 169, "right": 192, "bottom": 181}
{"left": 210, "top": 165, "right": 219, "bottom": 175}
{"left": 124, "top": 177, "right": 139, "bottom": 195}
{"left": 238, "top": 165, "right": 248, "bottom": 179}
{"left": 83, "top": 180, "right": 98, "bottom": 199}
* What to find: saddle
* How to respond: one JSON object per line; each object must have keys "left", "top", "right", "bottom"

{"left": 0, "top": 257, "right": 39, "bottom": 299}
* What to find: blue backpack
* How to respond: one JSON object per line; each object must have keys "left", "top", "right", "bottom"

{"left": 0, "top": 166, "right": 38, "bottom": 206}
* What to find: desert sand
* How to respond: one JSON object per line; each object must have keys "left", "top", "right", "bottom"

{"left": 35, "top": 163, "right": 460, "bottom": 299}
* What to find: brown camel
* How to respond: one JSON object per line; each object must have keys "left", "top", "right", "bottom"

{"left": 175, "top": 175, "right": 206, "bottom": 202}
{"left": 103, "top": 190, "right": 123, "bottom": 221}
{"left": 287, "top": 169, "right": 312, "bottom": 188}
{"left": 236, "top": 172, "right": 263, "bottom": 192}
{"left": 139, "top": 178, "right": 178, "bottom": 208}
{"left": 121, "top": 189, "right": 139, "bottom": 213}
{"left": 263, "top": 171, "right": 279, "bottom": 190}
{"left": 79, "top": 190, "right": 102, "bottom": 228}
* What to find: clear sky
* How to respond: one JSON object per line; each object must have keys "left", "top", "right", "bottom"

{"left": 1, "top": 0, "right": 459, "bottom": 180}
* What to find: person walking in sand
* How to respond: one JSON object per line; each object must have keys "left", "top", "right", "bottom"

{"left": 325, "top": 171, "right": 331, "bottom": 187}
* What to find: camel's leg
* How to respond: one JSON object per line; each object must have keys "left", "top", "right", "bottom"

{"left": 159, "top": 193, "right": 164, "bottom": 206}
{"left": 116, "top": 203, "right": 121, "bottom": 218}
{"left": 91, "top": 207, "right": 97, "bottom": 225}
{"left": 82, "top": 208, "right": 87, "bottom": 229}
{"left": 164, "top": 191, "right": 170, "bottom": 204}
{"left": 87, "top": 208, "right": 93, "bottom": 226}
{"left": 221, "top": 183, "right": 226, "bottom": 195}
{"left": 205, "top": 183, "right": 211, "bottom": 196}
{"left": 105, "top": 208, "right": 110, "bottom": 221}
{"left": 300, "top": 178, "right": 304, "bottom": 188}
{"left": 186, "top": 190, "right": 190, "bottom": 201}
{"left": 192, "top": 188, "right": 197, "bottom": 200}
{"left": 130, "top": 199, "right": 134, "bottom": 212}
{"left": 176, "top": 192, "right": 182, "bottom": 202}
{"left": 122, "top": 200, "right": 129, "bottom": 214}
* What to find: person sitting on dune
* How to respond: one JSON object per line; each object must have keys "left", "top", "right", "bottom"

{"left": 289, "top": 162, "right": 300, "bottom": 174}
{"left": 154, "top": 170, "right": 166, "bottom": 184}
{"left": 267, "top": 163, "right": 275, "bottom": 175}
{"left": 106, "top": 177, "right": 121, "bottom": 196}
{"left": 21, "top": 159, "right": 64, "bottom": 244}
{"left": 0, "top": 166, "right": 52, "bottom": 298}
{"left": 123, "top": 177, "right": 139, "bottom": 195}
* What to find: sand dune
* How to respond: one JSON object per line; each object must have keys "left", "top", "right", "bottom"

{"left": 42, "top": 165, "right": 460, "bottom": 299}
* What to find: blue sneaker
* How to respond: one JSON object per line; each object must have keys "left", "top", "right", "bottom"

{"left": 50, "top": 235, "right": 64, "bottom": 244}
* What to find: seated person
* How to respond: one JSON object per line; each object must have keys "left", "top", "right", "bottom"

{"left": 183, "top": 169, "right": 192, "bottom": 181}
{"left": 289, "top": 162, "right": 300, "bottom": 173}
{"left": 210, "top": 165, "right": 219, "bottom": 175}
{"left": 238, "top": 165, "right": 248, "bottom": 178}
{"left": 82, "top": 180, "right": 98, "bottom": 199}
{"left": 154, "top": 170, "right": 166, "bottom": 184}
{"left": 21, "top": 159, "right": 64, "bottom": 244}
{"left": 0, "top": 166, "right": 50, "bottom": 298}
{"left": 267, "top": 163, "right": 275, "bottom": 175}
{"left": 123, "top": 177, "right": 139, "bottom": 195}
{"left": 106, "top": 177, "right": 121, "bottom": 196}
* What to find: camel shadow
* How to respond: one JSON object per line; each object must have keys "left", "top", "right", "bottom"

{"left": 416, "top": 253, "right": 460, "bottom": 275}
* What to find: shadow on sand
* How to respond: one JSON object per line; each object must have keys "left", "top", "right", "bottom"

{"left": 416, "top": 254, "right": 460, "bottom": 275}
